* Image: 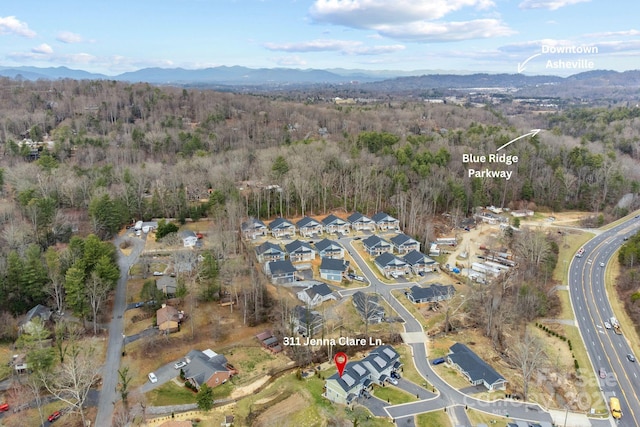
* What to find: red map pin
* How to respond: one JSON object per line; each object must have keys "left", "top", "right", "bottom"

{"left": 334, "top": 352, "right": 348, "bottom": 377}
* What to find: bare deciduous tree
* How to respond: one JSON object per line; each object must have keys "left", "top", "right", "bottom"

{"left": 509, "top": 327, "right": 547, "bottom": 401}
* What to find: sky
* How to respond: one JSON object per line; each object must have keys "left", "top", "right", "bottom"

{"left": 1, "top": 0, "right": 639, "bottom": 76}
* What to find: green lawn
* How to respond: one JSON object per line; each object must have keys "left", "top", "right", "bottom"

{"left": 372, "top": 384, "right": 418, "bottom": 405}
{"left": 416, "top": 410, "right": 452, "bottom": 427}
{"left": 146, "top": 380, "right": 197, "bottom": 406}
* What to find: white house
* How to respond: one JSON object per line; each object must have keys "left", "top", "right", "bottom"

{"left": 180, "top": 230, "right": 198, "bottom": 247}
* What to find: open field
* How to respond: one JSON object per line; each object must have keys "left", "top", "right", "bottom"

{"left": 416, "top": 410, "right": 452, "bottom": 427}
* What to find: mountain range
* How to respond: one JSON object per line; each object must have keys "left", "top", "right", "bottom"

{"left": 1, "top": 65, "right": 639, "bottom": 97}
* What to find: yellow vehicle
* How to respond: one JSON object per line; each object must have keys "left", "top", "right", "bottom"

{"left": 610, "top": 397, "right": 622, "bottom": 419}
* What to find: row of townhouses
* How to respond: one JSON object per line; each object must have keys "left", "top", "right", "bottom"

{"left": 241, "top": 212, "right": 400, "bottom": 240}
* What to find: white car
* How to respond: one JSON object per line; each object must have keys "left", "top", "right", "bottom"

{"left": 600, "top": 262, "right": 605, "bottom": 267}
{"left": 604, "top": 322, "right": 612, "bottom": 329}
{"left": 387, "top": 377, "right": 398, "bottom": 385}
{"left": 148, "top": 372, "right": 158, "bottom": 383}
{"left": 174, "top": 361, "right": 187, "bottom": 369}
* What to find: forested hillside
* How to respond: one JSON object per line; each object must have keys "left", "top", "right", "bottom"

{"left": 0, "top": 77, "right": 639, "bottom": 317}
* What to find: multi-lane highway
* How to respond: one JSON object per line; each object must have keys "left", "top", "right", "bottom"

{"left": 569, "top": 215, "right": 640, "bottom": 426}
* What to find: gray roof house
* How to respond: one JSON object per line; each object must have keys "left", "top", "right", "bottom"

{"left": 352, "top": 291, "right": 385, "bottom": 324}
{"left": 324, "top": 345, "right": 402, "bottom": 406}
{"left": 324, "top": 361, "right": 372, "bottom": 406}
{"left": 20, "top": 304, "right": 53, "bottom": 332}
{"left": 314, "top": 238, "right": 344, "bottom": 259}
{"left": 265, "top": 260, "right": 298, "bottom": 284}
{"left": 362, "top": 235, "right": 393, "bottom": 256}
{"left": 402, "top": 250, "right": 438, "bottom": 273}
{"left": 241, "top": 217, "right": 267, "bottom": 240}
{"left": 269, "top": 217, "right": 296, "bottom": 238}
{"left": 319, "top": 257, "right": 350, "bottom": 282}
{"left": 296, "top": 216, "right": 323, "bottom": 237}
{"left": 406, "top": 284, "right": 455, "bottom": 304}
{"left": 183, "top": 349, "right": 237, "bottom": 390}
{"left": 374, "top": 252, "right": 410, "bottom": 277}
{"left": 285, "top": 240, "right": 316, "bottom": 262}
{"left": 347, "top": 212, "right": 375, "bottom": 231}
{"left": 156, "top": 275, "right": 178, "bottom": 296}
{"left": 296, "top": 282, "right": 336, "bottom": 307}
{"left": 255, "top": 241, "right": 286, "bottom": 263}
{"left": 447, "top": 343, "right": 507, "bottom": 391}
{"left": 371, "top": 212, "right": 399, "bottom": 231}
{"left": 322, "top": 214, "right": 351, "bottom": 235}
{"left": 390, "top": 233, "right": 420, "bottom": 254}
{"left": 291, "top": 305, "right": 323, "bottom": 337}
{"left": 361, "top": 345, "right": 403, "bottom": 385}
{"left": 180, "top": 230, "right": 198, "bottom": 247}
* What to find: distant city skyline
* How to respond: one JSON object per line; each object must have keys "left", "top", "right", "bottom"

{"left": 1, "top": 1, "right": 638, "bottom": 76}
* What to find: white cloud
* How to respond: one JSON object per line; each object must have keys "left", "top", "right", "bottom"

{"left": 264, "top": 39, "right": 405, "bottom": 55}
{"left": 31, "top": 43, "right": 53, "bottom": 55}
{"left": 56, "top": 31, "right": 84, "bottom": 44}
{"left": 0, "top": 16, "right": 36, "bottom": 38}
{"left": 308, "top": 1, "right": 512, "bottom": 43}
{"left": 273, "top": 55, "right": 308, "bottom": 66}
{"left": 376, "top": 19, "right": 514, "bottom": 41}
{"left": 585, "top": 29, "right": 640, "bottom": 38}
{"left": 310, "top": 0, "right": 495, "bottom": 27}
{"left": 519, "top": 0, "right": 590, "bottom": 10}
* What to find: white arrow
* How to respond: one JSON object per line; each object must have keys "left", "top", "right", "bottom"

{"left": 496, "top": 129, "right": 542, "bottom": 152}
{"left": 517, "top": 53, "right": 542, "bottom": 73}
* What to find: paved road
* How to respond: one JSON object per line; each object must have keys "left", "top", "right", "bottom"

{"left": 94, "top": 233, "right": 146, "bottom": 427}
{"left": 336, "top": 235, "right": 576, "bottom": 426}
{"left": 568, "top": 214, "right": 640, "bottom": 427}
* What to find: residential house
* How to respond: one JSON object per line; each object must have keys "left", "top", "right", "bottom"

{"left": 296, "top": 216, "right": 323, "bottom": 238}
{"left": 156, "top": 275, "right": 178, "bottom": 296}
{"left": 406, "top": 284, "right": 455, "bottom": 304}
{"left": 324, "top": 345, "right": 402, "bottom": 405}
{"left": 511, "top": 209, "right": 534, "bottom": 218}
{"left": 361, "top": 345, "right": 403, "bottom": 385}
{"left": 402, "top": 250, "right": 438, "bottom": 274}
{"left": 265, "top": 260, "right": 298, "bottom": 284}
{"left": 11, "top": 354, "right": 28, "bottom": 374}
{"left": 390, "top": 233, "right": 420, "bottom": 254}
{"left": 347, "top": 212, "right": 375, "bottom": 231}
{"left": 319, "top": 258, "right": 350, "bottom": 282}
{"left": 314, "top": 238, "right": 344, "bottom": 259}
{"left": 157, "top": 305, "right": 182, "bottom": 333}
{"left": 269, "top": 217, "right": 296, "bottom": 238}
{"left": 183, "top": 349, "right": 237, "bottom": 390}
{"left": 352, "top": 291, "right": 384, "bottom": 324}
{"left": 371, "top": 212, "right": 400, "bottom": 231}
{"left": 180, "top": 230, "right": 198, "bottom": 247}
{"left": 374, "top": 252, "right": 410, "bottom": 278}
{"left": 447, "top": 343, "right": 507, "bottom": 391}
{"left": 285, "top": 240, "right": 316, "bottom": 262}
{"left": 324, "top": 361, "right": 373, "bottom": 406}
{"left": 296, "top": 282, "right": 336, "bottom": 307}
{"left": 20, "top": 304, "right": 53, "bottom": 333}
{"left": 292, "top": 305, "right": 323, "bottom": 336}
{"left": 241, "top": 217, "right": 267, "bottom": 240}
{"left": 255, "top": 241, "right": 286, "bottom": 264}
{"left": 322, "top": 214, "right": 351, "bottom": 235}
{"left": 362, "top": 235, "right": 393, "bottom": 256}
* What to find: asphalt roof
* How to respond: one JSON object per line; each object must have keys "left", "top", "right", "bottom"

{"left": 284, "top": 239, "right": 314, "bottom": 253}
{"left": 448, "top": 343, "right": 505, "bottom": 386}
{"left": 268, "top": 260, "right": 296, "bottom": 275}
{"left": 320, "top": 257, "right": 349, "bottom": 272}
{"left": 255, "top": 241, "right": 283, "bottom": 255}
{"left": 374, "top": 252, "right": 406, "bottom": 268}
{"left": 296, "top": 216, "right": 321, "bottom": 228}
{"left": 362, "top": 235, "right": 391, "bottom": 249}
{"left": 314, "top": 238, "right": 341, "bottom": 252}
{"left": 408, "top": 284, "right": 455, "bottom": 301}
{"left": 269, "top": 217, "right": 294, "bottom": 229}
{"left": 371, "top": 212, "right": 398, "bottom": 223}
{"left": 303, "top": 283, "right": 333, "bottom": 298}
{"left": 402, "top": 250, "right": 435, "bottom": 266}
{"left": 347, "top": 212, "right": 373, "bottom": 223}
{"left": 390, "top": 233, "right": 417, "bottom": 246}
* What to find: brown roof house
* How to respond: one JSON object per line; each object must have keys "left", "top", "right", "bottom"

{"left": 183, "top": 349, "right": 237, "bottom": 390}
{"left": 156, "top": 304, "right": 183, "bottom": 333}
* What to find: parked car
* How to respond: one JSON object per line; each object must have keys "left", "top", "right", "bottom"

{"left": 599, "top": 368, "right": 606, "bottom": 379}
{"left": 174, "top": 361, "right": 187, "bottom": 369}
{"left": 390, "top": 371, "right": 400, "bottom": 379}
{"left": 0, "top": 403, "right": 8, "bottom": 412}
{"left": 387, "top": 377, "right": 398, "bottom": 385}
{"left": 431, "top": 357, "right": 446, "bottom": 365}
{"left": 134, "top": 302, "right": 144, "bottom": 308}
{"left": 627, "top": 354, "right": 636, "bottom": 362}
{"left": 148, "top": 372, "right": 158, "bottom": 383}
{"left": 48, "top": 411, "right": 61, "bottom": 422}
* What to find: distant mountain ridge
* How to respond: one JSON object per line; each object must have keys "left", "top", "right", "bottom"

{"left": 1, "top": 65, "right": 639, "bottom": 93}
